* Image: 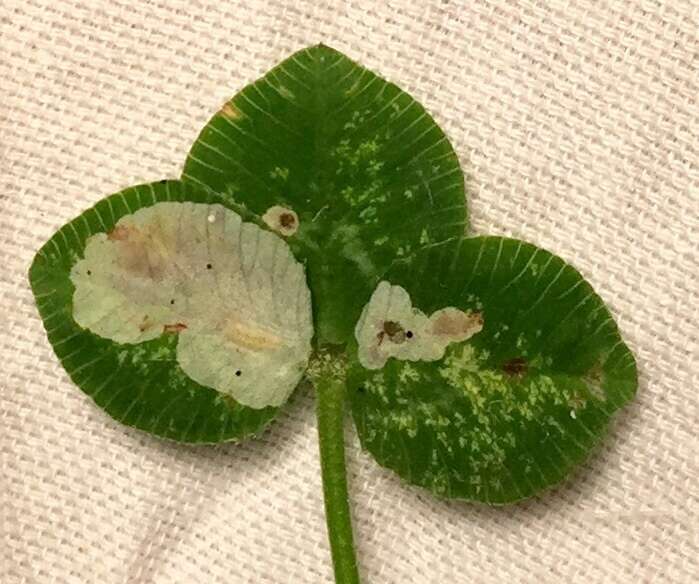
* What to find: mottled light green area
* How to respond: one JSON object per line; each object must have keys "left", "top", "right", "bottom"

{"left": 183, "top": 44, "right": 467, "bottom": 346}
{"left": 29, "top": 181, "right": 305, "bottom": 442}
{"left": 71, "top": 201, "right": 313, "bottom": 409}
{"left": 349, "top": 236, "right": 637, "bottom": 503}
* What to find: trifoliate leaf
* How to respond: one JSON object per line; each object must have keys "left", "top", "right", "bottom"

{"left": 348, "top": 237, "right": 637, "bottom": 503}
{"left": 183, "top": 44, "right": 467, "bottom": 346}
{"left": 29, "top": 180, "right": 313, "bottom": 442}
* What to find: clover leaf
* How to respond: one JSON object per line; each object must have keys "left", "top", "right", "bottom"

{"left": 28, "top": 45, "right": 636, "bottom": 584}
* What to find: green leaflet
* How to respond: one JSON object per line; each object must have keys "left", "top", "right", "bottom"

{"left": 29, "top": 180, "right": 295, "bottom": 443}
{"left": 183, "top": 44, "right": 467, "bottom": 346}
{"left": 348, "top": 237, "right": 637, "bottom": 503}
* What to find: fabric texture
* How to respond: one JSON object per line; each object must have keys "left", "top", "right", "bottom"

{"left": 1, "top": 1, "right": 697, "bottom": 582}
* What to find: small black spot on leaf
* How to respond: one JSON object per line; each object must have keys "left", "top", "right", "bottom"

{"left": 206, "top": 263, "right": 212, "bottom": 269}
{"left": 235, "top": 370, "right": 242, "bottom": 377}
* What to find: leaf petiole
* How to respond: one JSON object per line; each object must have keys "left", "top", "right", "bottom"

{"left": 310, "top": 352, "right": 361, "bottom": 584}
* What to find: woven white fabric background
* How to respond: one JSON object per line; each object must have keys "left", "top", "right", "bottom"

{"left": 1, "top": 1, "right": 697, "bottom": 582}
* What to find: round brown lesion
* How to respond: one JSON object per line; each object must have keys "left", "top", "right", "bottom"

{"left": 377, "top": 320, "right": 407, "bottom": 345}
{"left": 262, "top": 205, "right": 299, "bottom": 236}
{"left": 279, "top": 212, "right": 296, "bottom": 229}
{"left": 502, "top": 356, "right": 528, "bottom": 377}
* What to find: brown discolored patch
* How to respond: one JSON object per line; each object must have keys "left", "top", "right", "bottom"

{"left": 224, "top": 319, "right": 283, "bottom": 351}
{"left": 584, "top": 362, "right": 606, "bottom": 400}
{"left": 568, "top": 391, "right": 586, "bottom": 410}
{"left": 139, "top": 315, "right": 155, "bottom": 332}
{"left": 431, "top": 310, "right": 483, "bottom": 338}
{"left": 163, "top": 323, "right": 187, "bottom": 334}
{"left": 383, "top": 320, "right": 402, "bottom": 336}
{"left": 107, "top": 225, "right": 131, "bottom": 241}
{"left": 382, "top": 320, "right": 406, "bottom": 344}
{"left": 279, "top": 212, "right": 296, "bottom": 229}
{"left": 222, "top": 394, "right": 239, "bottom": 410}
{"left": 110, "top": 222, "right": 173, "bottom": 281}
{"left": 502, "top": 357, "right": 528, "bottom": 377}
{"left": 220, "top": 102, "right": 242, "bottom": 120}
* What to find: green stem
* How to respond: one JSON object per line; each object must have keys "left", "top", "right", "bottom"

{"left": 314, "top": 365, "right": 361, "bottom": 584}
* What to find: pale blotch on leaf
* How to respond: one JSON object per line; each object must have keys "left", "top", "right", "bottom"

{"left": 262, "top": 205, "right": 299, "bottom": 237}
{"left": 354, "top": 281, "right": 483, "bottom": 370}
{"left": 70, "top": 202, "right": 313, "bottom": 409}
